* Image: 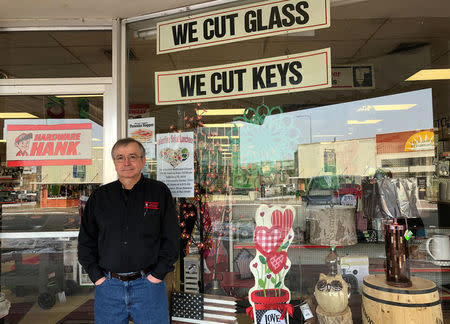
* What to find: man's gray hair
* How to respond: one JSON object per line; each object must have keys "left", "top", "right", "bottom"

{"left": 111, "top": 138, "right": 146, "bottom": 158}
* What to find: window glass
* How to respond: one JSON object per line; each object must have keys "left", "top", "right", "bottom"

{"left": 0, "top": 94, "right": 103, "bottom": 321}
{"left": 127, "top": 2, "right": 450, "bottom": 322}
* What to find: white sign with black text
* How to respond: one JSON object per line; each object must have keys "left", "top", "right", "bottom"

{"left": 155, "top": 47, "right": 331, "bottom": 105}
{"left": 157, "top": 0, "right": 330, "bottom": 54}
{"left": 156, "top": 132, "right": 194, "bottom": 198}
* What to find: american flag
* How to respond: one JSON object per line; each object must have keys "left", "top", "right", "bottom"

{"left": 171, "top": 292, "right": 237, "bottom": 324}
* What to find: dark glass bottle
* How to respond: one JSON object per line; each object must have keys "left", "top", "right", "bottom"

{"left": 384, "top": 219, "right": 412, "bottom": 287}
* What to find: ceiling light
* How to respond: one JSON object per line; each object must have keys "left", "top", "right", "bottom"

{"left": 313, "top": 135, "right": 344, "bottom": 137}
{"left": 373, "top": 104, "right": 416, "bottom": 111}
{"left": 196, "top": 109, "right": 245, "bottom": 116}
{"left": 208, "top": 136, "right": 239, "bottom": 139}
{"left": 55, "top": 94, "right": 103, "bottom": 98}
{"left": 331, "top": 0, "right": 368, "bottom": 5}
{"left": 0, "top": 112, "right": 38, "bottom": 119}
{"left": 406, "top": 69, "right": 450, "bottom": 81}
{"left": 347, "top": 120, "right": 382, "bottom": 125}
{"left": 202, "top": 123, "right": 243, "bottom": 128}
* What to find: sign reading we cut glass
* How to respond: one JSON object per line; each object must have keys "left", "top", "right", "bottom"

{"left": 157, "top": 0, "right": 330, "bottom": 54}
{"left": 155, "top": 47, "right": 331, "bottom": 105}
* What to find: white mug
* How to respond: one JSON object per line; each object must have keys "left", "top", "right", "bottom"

{"left": 426, "top": 235, "right": 450, "bottom": 260}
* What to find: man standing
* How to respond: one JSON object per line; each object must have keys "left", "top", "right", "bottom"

{"left": 78, "top": 138, "right": 180, "bottom": 323}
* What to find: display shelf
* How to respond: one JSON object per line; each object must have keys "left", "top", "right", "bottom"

{"left": 369, "top": 259, "right": 450, "bottom": 273}
{"left": 234, "top": 244, "right": 344, "bottom": 249}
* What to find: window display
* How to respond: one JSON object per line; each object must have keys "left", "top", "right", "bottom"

{"left": 128, "top": 0, "right": 450, "bottom": 319}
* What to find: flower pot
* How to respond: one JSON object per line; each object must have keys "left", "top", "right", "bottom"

{"left": 249, "top": 288, "right": 292, "bottom": 324}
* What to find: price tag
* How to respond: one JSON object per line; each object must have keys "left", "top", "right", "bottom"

{"left": 300, "top": 302, "right": 314, "bottom": 320}
{"left": 404, "top": 229, "right": 413, "bottom": 241}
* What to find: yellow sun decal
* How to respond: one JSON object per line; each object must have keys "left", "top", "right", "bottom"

{"left": 404, "top": 131, "right": 434, "bottom": 152}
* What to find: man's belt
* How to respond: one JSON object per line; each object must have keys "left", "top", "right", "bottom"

{"left": 108, "top": 267, "right": 153, "bottom": 282}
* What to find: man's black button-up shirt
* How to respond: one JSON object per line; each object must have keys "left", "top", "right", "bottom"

{"left": 78, "top": 175, "right": 180, "bottom": 283}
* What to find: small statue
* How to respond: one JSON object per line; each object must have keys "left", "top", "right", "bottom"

{"left": 314, "top": 273, "right": 349, "bottom": 314}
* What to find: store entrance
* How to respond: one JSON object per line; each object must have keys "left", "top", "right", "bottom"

{"left": 0, "top": 78, "right": 113, "bottom": 323}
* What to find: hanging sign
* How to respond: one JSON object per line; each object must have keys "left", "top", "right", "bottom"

{"left": 156, "top": 132, "right": 194, "bottom": 198}
{"left": 155, "top": 47, "right": 331, "bottom": 105}
{"left": 331, "top": 65, "right": 375, "bottom": 89}
{"left": 157, "top": 0, "right": 330, "bottom": 54}
{"left": 6, "top": 123, "right": 92, "bottom": 167}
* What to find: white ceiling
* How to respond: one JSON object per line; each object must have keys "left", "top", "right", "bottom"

{"left": 0, "top": 0, "right": 449, "bottom": 24}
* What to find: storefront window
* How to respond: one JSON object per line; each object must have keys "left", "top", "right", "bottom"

{"left": 0, "top": 31, "right": 112, "bottom": 78}
{"left": 0, "top": 94, "right": 103, "bottom": 321}
{"left": 128, "top": 2, "right": 449, "bottom": 323}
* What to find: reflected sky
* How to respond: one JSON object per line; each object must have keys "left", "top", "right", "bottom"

{"left": 239, "top": 88, "right": 433, "bottom": 164}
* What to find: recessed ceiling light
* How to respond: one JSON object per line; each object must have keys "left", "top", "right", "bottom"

{"left": 196, "top": 109, "right": 245, "bottom": 116}
{"left": 406, "top": 69, "right": 450, "bottom": 81}
{"left": 347, "top": 120, "right": 382, "bottom": 125}
{"left": 202, "top": 123, "right": 243, "bottom": 128}
{"left": 0, "top": 112, "right": 38, "bottom": 119}
{"left": 55, "top": 94, "right": 103, "bottom": 98}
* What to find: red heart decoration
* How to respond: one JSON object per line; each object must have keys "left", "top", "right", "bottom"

{"left": 267, "top": 251, "right": 288, "bottom": 274}
{"left": 254, "top": 226, "right": 284, "bottom": 257}
{"left": 271, "top": 208, "right": 294, "bottom": 237}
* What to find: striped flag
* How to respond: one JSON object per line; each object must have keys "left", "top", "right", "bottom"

{"left": 171, "top": 292, "right": 237, "bottom": 324}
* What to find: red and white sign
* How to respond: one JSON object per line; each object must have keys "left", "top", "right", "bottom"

{"left": 7, "top": 124, "right": 92, "bottom": 167}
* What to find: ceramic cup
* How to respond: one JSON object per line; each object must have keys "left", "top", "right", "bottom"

{"left": 426, "top": 234, "right": 450, "bottom": 260}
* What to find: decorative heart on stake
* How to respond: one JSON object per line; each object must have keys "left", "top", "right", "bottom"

{"left": 271, "top": 208, "right": 294, "bottom": 237}
{"left": 267, "top": 251, "right": 288, "bottom": 274}
{"left": 254, "top": 226, "right": 284, "bottom": 257}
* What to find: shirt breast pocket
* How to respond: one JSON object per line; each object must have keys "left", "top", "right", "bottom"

{"left": 142, "top": 209, "right": 160, "bottom": 236}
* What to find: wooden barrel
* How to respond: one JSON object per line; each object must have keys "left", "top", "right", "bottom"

{"left": 362, "top": 274, "right": 443, "bottom": 324}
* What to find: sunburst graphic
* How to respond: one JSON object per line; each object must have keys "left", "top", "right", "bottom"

{"left": 404, "top": 131, "right": 434, "bottom": 152}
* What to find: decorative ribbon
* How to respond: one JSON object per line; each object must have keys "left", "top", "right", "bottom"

{"left": 246, "top": 303, "right": 294, "bottom": 321}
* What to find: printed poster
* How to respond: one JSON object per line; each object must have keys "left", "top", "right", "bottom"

{"left": 128, "top": 117, "right": 155, "bottom": 159}
{"left": 6, "top": 123, "right": 92, "bottom": 167}
{"left": 157, "top": 132, "right": 194, "bottom": 198}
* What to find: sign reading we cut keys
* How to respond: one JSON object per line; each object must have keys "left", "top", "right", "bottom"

{"left": 155, "top": 47, "right": 331, "bottom": 105}
{"left": 157, "top": 0, "right": 330, "bottom": 54}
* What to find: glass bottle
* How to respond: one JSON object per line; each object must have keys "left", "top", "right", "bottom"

{"left": 325, "top": 246, "right": 339, "bottom": 276}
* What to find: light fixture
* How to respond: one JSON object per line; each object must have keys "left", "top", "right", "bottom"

{"left": 196, "top": 109, "right": 245, "bottom": 116}
{"left": 202, "top": 123, "right": 243, "bottom": 128}
{"left": 406, "top": 69, "right": 450, "bottom": 81}
{"left": 357, "top": 104, "right": 417, "bottom": 112}
{"left": 347, "top": 120, "right": 382, "bottom": 125}
{"left": 55, "top": 94, "right": 103, "bottom": 98}
{"left": 0, "top": 112, "right": 38, "bottom": 119}
{"left": 208, "top": 136, "right": 239, "bottom": 139}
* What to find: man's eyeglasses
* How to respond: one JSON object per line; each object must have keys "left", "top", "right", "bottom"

{"left": 114, "top": 154, "right": 143, "bottom": 163}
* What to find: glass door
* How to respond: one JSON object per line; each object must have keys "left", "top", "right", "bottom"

{"left": 0, "top": 78, "right": 114, "bottom": 323}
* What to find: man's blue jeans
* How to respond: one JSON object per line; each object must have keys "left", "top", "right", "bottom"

{"left": 94, "top": 272, "right": 169, "bottom": 324}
